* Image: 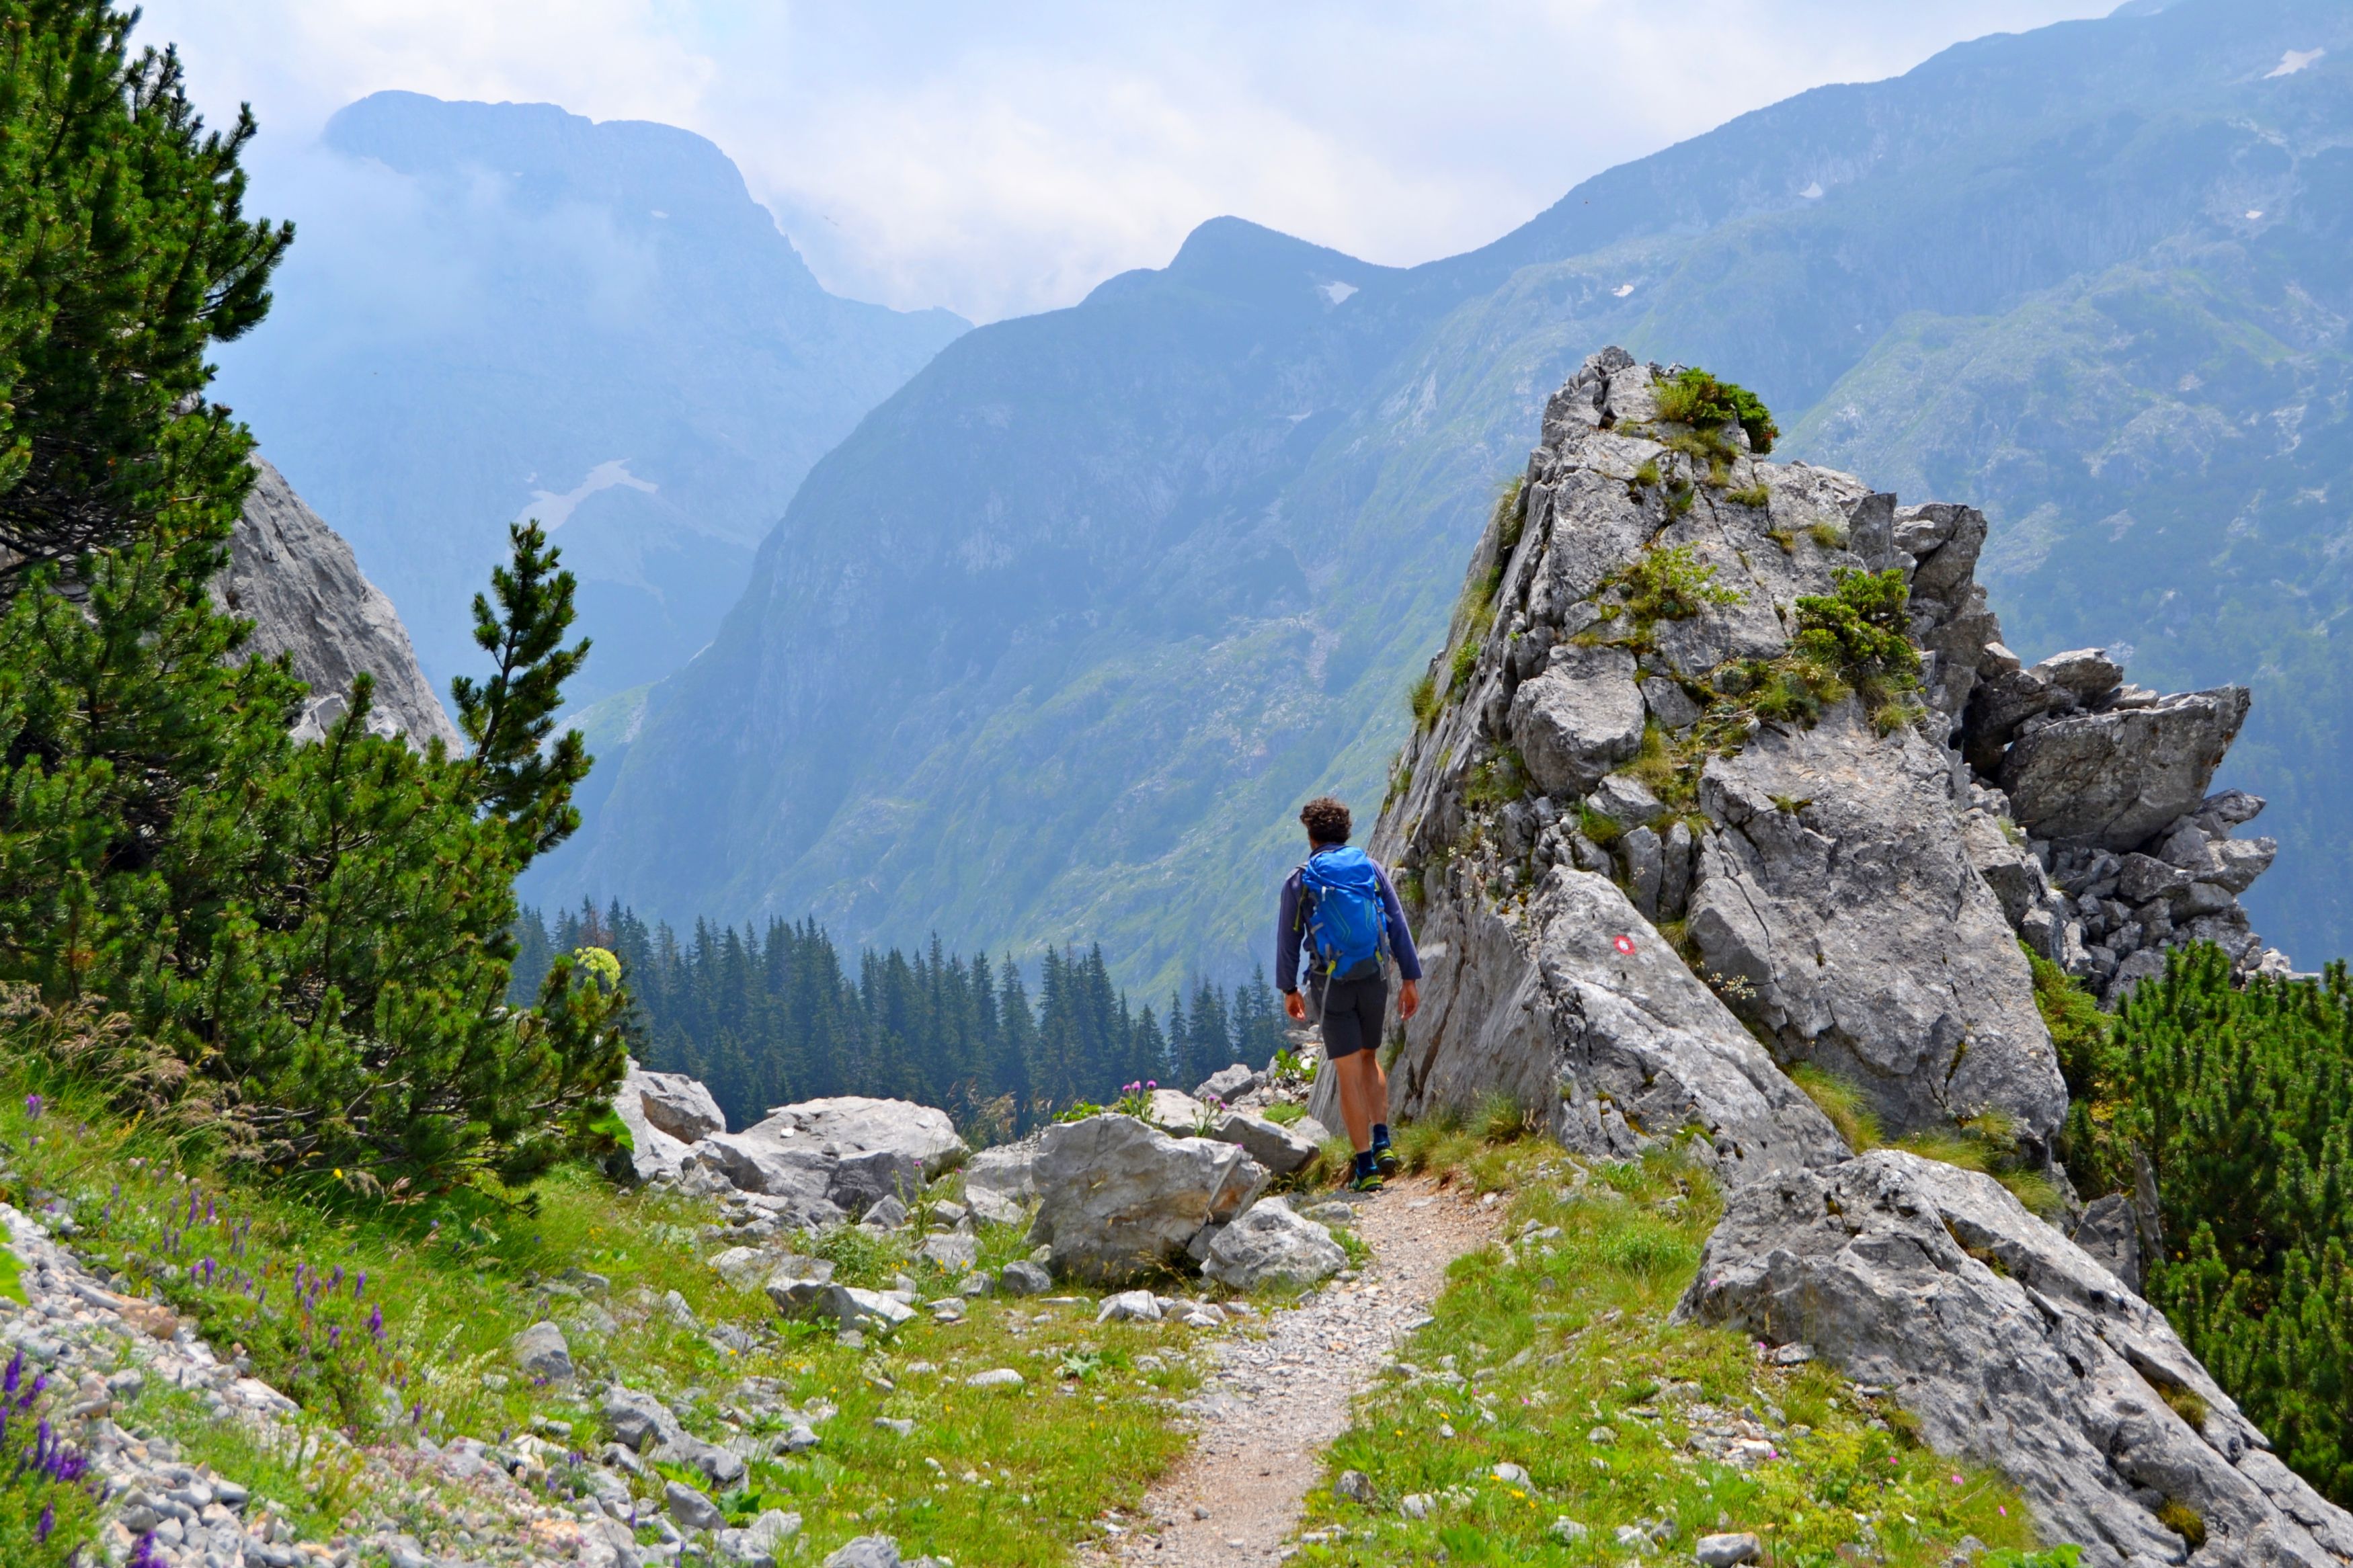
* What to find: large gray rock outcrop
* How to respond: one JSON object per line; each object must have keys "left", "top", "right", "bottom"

{"left": 1509, "top": 643, "right": 1645, "bottom": 796}
{"left": 2000, "top": 688, "right": 2250, "bottom": 852}
{"left": 1679, "top": 1151, "right": 2353, "bottom": 1568}
{"left": 220, "top": 458, "right": 462, "bottom": 748}
{"left": 1385, "top": 866, "right": 1847, "bottom": 1186}
{"left": 1025, "top": 1114, "right": 1267, "bottom": 1286}
{"left": 1686, "top": 705, "right": 2068, "bottom": 1142}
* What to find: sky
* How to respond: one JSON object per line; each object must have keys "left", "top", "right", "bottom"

{"left": 143, "top": 1, "right": 2119, "bottom": 325}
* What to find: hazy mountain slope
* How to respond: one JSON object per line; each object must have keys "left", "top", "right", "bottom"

{"left": 555, "top": 0, "right": 2353, "bottom": 987}
{"left": 210, "top": 92, "right": 967, "bottom": 704}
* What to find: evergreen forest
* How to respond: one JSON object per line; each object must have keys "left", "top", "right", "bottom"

{"left": 513, "top": 903, "right": 1293, "bottom": 1137}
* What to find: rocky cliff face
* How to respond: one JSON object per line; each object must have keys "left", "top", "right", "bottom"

{"left": 218, "top": 458, "right": 462, "bottom": 749}
{"left": 1371, "top": 349, "right": 2340, "bottom": 1563}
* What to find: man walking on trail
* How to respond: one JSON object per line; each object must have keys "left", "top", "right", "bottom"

{"left": 1276, "top": 796, "right": 1421, "bottom": 1193}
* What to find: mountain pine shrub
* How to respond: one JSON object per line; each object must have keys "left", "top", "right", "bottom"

{"left": 2067, "top": 944, "right": 2353, "bottom": 1505}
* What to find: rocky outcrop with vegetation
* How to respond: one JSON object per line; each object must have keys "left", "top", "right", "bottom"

{"left": 1371, "top": 348, "right": 2341, "bottom": 1564}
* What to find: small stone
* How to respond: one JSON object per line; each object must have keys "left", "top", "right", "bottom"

{"left": 1770, "top": 1343, "right": 1814, "bottom": 1366}
{"left": 707, "top": 1245, "right": 773, "bottom": 1289}
{"left": 1587, "top": 1426, "right": 1616, "bottom": 1444}
{"left": 998, "top": 1260, "right": 1052, "bottom": 1296}
{"left": 1697, "top": 1532, "right": 1763, "bottom": 1566}
{"left": 966, "top": 1367, "right": 1025, "bottom": 1389}
{"left": 822, "top": 1536, "right": 904, "bottom": 1568}
{"left": 1335, "top": 1470, "right": 1376, "bottom": 1505}
{"left": 668, "top": 1478, "right": 725, "bottom": 1532}
{"left": 1492, "top": 1461, "right": 1529, "bottom": 1485}
{"left": 1097, "top": 1290, "right": 1162, "bottom": 1323}
{"left": 1548, "top": 1517, "right": 1588, "bottom": 1543}
{"left": 874, "top": 1417, "right": 914, "bottom": 1436}
{"left": 863, "top": 1194, "right": 910, "bottom": 1230}
{"left": 510, "top": 1321, "right": 573, "bottom": 1382}
{"left": 1400, "top": 1493, "right": 1432, "bottom": 1520}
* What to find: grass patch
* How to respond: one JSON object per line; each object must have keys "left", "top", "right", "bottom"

{"left": 0, "top": 1240, "right": 22, "bottom": 1304}
{"left": 1788, "top": 1065, "right": 1880, "bottom": 1154}
{"left": 1408, "top": 672, "right": 1440, "bottom": 731}
{"left": 1264, "top": 1102, "right": 1308, "bottom": 1128}
{"left": 1808, "top": 521, "right": 1848, "bottom": 550}
{"left": 1727, "top": 483, "right": 1771, "bottom": 509}
{"left": 1293, "top": 1143, "right": 2040, "bottom": 1566}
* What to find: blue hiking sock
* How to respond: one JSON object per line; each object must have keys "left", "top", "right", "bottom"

{"left": 1373, "top": 1122, "right": 1392, "bottom": 1150}
{"left": 1353, "top": 1149, "right": 1377, "bottom": 1181}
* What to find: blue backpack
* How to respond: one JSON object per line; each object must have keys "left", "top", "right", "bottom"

{"left": 1300, "top": 847, "right": 1389, "bottom": 981}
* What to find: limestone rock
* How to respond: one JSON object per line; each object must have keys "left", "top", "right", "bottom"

{"left": 1026, "top": 1114, "right": 1267, "bottom": 1286}
{"left": 742, "top": 1097, "right": 969, "bottom": 1178}
{"left": 2032, "top": 647, "right": 2125, "bottom": 701}
{"left": 510, "top": 1321, "right": 572, "bottom": 1383}
{"left": 668, "top": 1479, "right": 725, "bottom": 1532}
{"left": 1510, "top": 643, "right": 1645, "bottom": 796}
{"left": 2000, "top": 688, "right": 2250, "bottom": 851}
{"left": 219, "top": 458, "right": 463, "bottom": 749}
{"left": 1201, "top": 1198, "right": 1347, "bottom": 1290}
{"left": 1142, "top": 1088, "right": 1213, "bottom": 1134}
{"left": 602, "top": 1385, "right": 682, "bottom": 1451}
{"left": 914, "top": 1233, "right": 978, "bottom": 1274}
{"left": 1097, "top": 1289, "right": 1163, "bottom": 1323}
{"left": 996, "top": 1260, "right": 1051, "bottom": 1296}
{"left": 1679, "top": 1151, "right": 2353, "bottom": 1567}
{"left": 684, "top": 1135, "right": 845, "bottom": 1228}
{"left": 627, "top": 1063, "right": 727, "bottom": 1144}
{"left": 1207, "top": 1110, "right": 1322, "bottom": 1175}
{"left": 1382, "top": 867, "right": 1845, "bottom": 1187}
{"left": 817, "top": 1286, "right": 917, "bottom": 1335}
{"left": 2071, "top": 1194, "right": 2145, "bottom": 1294}
{"left": 830, "top": 1149, "right": 924, "bottom": 1220}
{"left": 707, "top": 1246, "right": 773, "bottom": 1290}
{"left": 1686, "top": 706, "right": 2067, "bottom": 1143}
{"left": 762, "top": 1257, "right": 837, "bottom": 1315}
{"left": 1197, "top": 1063, "right": 1261, "bottom": 1103}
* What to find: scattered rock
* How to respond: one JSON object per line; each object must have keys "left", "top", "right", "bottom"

{"left": 1696, "top": 1532, "right": 1761, "bottom": 1566}
{"left": 762, "top": 1255, "right": 838, "bottom": 1315}
{"left": 668, "top": 1477, "right": 726, "bottom": 1532}
{"left": 817, "top": 1285, "right": 917, "bottom": 1335}
{"left": 1335, "top": 1469, "right": 1376, "bottom": 1505}
{"left": 965, "top": 1368, "right": 1025, "bottom": 1389}
{"left": 1201, "top": 1197, "right": 1347, "bottom": 1290}
{"left": 1492, "top": 1461, "right": 1529, "bottom": 1485}
{"left": 1197, "top": 1063, "right": 1261, "bottom": 1102}
{"left": 708, "top": 1245, "right": 774, "bottom": 1289}
{"left": 1027, "top": 1114, "right": 1267, "bottom": 1285}
{"left": 998, "top": 1260, "right": 1052, "bottom": 1296}
{"left": 509, "top": 1320, "right": 572, "bottom": 1383}
{"left": 746, "top": 1096, "right": 970, "bottom": 1178}
{"left": 1206, "top": 1109, "right": 1322, "bottom": 1175}
{"left": 822, "top": 1537, "right": 904, "bottom": 1568}
{"left": 628, "top": 1061, "right": 729, "bottom": 1143}
{"left": 914, "top": 1232, "right": 978, "bottom": 1272}
{"left": 1097, "top": 1290, "right": 1163, "bottom": 1323}
{"left": 1548, "top": 1516, "right": 1588, "bottom": 1543}
{"left": 2000, "top": 687, "right": 2250, "bottom": 851}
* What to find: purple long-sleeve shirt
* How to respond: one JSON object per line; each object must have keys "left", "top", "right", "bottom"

{"left": 1275, "top": 854, "right": 1422, "bottom": 994}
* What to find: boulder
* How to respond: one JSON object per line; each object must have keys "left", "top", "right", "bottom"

{"left": 831, "top": 1150, "right": 923, "bottom": 1220}
{"left": 1586, "top": 770, "right": 1662, "bottom": 829}
{"left": 684, "top": 1135, "right": 845, "bottom": 1227}
{"left": 1207, "top": 1110, "right": 1322, "bottom": 1175}
{"left": 624, "top": 1062, "right": 726, "bottom": 1144}
{"left": 821, "top": 1540, "right": 903, "bottom": 1568}
{"left": 914, "top": 1233, "right": 978, "bottom": 1274}
{"left": 963, "top": 1139, "right": 1039, "bottom": 1212}
{"left": 1026, "top": 1114, "right": 1268, "bottom": 1285}
{"left": 761, "top": 1257, "right": 837, "bottom": 1316}
{"left": 997, "top": 1260, "right": 1051, "bottom": 1296}
{"left": 707, "top": 1247, "right": 774, "bottom": 1290}
{"left": 1196, "top": 1063, "right": 1260, "bottom": 1104}
{"left": 1679, "top": 1151, "right": 2353, "bottom": 1567}
{"left": 817, "top": 1286, "right": 917, "bottom": 1335}
{"left": 2000, "top": 688, "right": 2250, "bottom": 852}
{"left": 2071, "top": 1194, "right": 2145, "bottom": 1294}
{"left": 1687, "top": 705, "right": 2068, "bottom": 1143}
{"left": 1509, "top": 643, "right": 1646, "bottom": 796}
{"left": 1201, "top": 1198, "right": 1347, "bottom": 1290}
{"left": 602, "top": 1385, "right": 682, "bottom": 1452}
{"left": 510, "top": 1321, "right": 572, "bottom": 1383}
{"left": 742, "top": 1097, "right": 969, "bottom": 1178}
{"left": 668, "top": 1479, "right": 725, "bottom": 1532}
{"left": 1142, "top": 1089, "right": 1213, "bottom": 1134}
{"left": 2032, "top": 647, "right": 2126, "bottom": 702}
{"left": 1384, "top": 864, "right": 1845, "bottom": 1187}
{"left": 1096, "top": 1290, "right": 1162, "bottom": 1323}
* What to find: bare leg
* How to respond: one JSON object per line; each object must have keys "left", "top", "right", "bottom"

{"left": 1363, "top": 1046, "right": 1392, "bottom": 1133}
{"left": 1334, "top": 1052, "right": 1374, "bottom": 1152}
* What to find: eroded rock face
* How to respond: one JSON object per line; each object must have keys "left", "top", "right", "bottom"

{"left": 1686, "top": 706, "right": 2067, "bottom": 1142}
{"left": 1679, "top": 1152, "right": 2353, "bottom": 1568}
{"left": 1386, "top": 866, "right": 1847, "bottom": 1186}
{"left": 219, "top": 459, "right": 461, "bottom": 749}
{"left": 2000, "top": 688, "right": 2250, "bottom": 852}
{"left": 1025, "top": 1114, "right": 1266, "bottom": 1286}
{"left": 629, "top": 1064, "right": 727, "bottom": 1144}
{"left": 1510, "top": 643, "right": 1645, "bottom": 795}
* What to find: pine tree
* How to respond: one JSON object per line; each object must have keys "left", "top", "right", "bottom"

{"left": 0, "top": 3, "right": 292, "bottom": 579}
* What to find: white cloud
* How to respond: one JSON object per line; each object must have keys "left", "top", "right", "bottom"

{"left": 141, "top": 0, "right": 2114, "bottom": 323}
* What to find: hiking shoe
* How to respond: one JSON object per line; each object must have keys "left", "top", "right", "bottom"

{"left": 1348, "top": 1169, "right": 1386, "bottom": 1194}
{"left": 1373, "top": 1143, "right": 1402, "bottom": 1177}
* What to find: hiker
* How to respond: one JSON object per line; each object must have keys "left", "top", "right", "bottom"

{"left": 1275, "top": 796, "right": 1421, "bottom": 1192}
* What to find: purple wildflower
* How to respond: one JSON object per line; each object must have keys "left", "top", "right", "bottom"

{"left": 23, "top": 1093, "right": 40, "bottom": 1120}
{"left": 35, "top": 1501, "right": 54, "bottom": 1542}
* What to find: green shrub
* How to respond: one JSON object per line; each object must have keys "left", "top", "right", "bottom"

{"left": 1492, "top": 474, "right": 1527, "bottom": 560}
{"left": 1727, "top": 482, "right": 1771, "bottom": 508}
{"left": 1793, "top": 567, "right": 1921, "bottom": 704}
{"left": 1601, "top": 544, "right": 1741, "bottom": 630}
{"left": 1447, "top": 634, "right": 1480, "bottom": 697}
{"left": 1654, "top": 366, "right": 1780, "bottom": 453}
{"left": 2071, "top": 946, "right": 2353, "bottom": 1505}
{"left": 1408, "top": 671, "right": 1440, "bottom": 729}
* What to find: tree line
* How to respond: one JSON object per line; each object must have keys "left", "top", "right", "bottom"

{"left": 514, "top": 902, "right": 1291, "bottom": 1137}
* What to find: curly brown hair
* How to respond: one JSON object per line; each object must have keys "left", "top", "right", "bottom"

{"left": 1299, "top": 796, "right": 1352, "bottom": 845}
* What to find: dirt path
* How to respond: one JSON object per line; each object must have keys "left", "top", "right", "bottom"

{"left": 1089, "top": 1175, "right": 1500, "bottom": 1563}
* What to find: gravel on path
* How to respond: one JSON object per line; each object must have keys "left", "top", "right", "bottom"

{"left": 1086, "top": 1175, "right": 1499, "bottom": 1565}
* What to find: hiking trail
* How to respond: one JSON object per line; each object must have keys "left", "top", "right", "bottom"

{"left": 1086, "top": 1173, "right": 1500, "bottom": 1564}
